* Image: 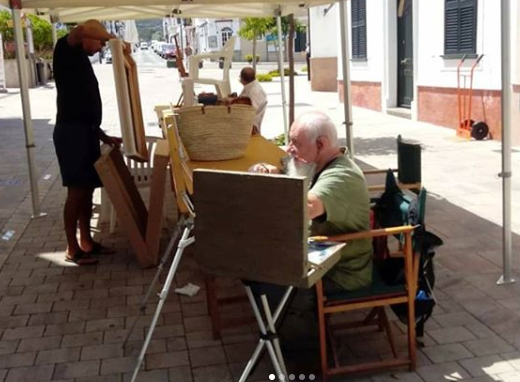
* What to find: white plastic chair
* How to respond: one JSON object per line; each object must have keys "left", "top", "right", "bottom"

{"left": 188, "top": 36, "right": 236, "bottom": 99}
{"left": 107, "top": 137, "right": 167, "bottom": 233}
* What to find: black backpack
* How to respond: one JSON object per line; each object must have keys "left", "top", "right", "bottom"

{"left": 374, "top": 170, "right": 443, "bottom": 340}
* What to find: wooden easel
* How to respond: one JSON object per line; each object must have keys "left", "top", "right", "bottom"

{"left": 193, "top": 169, "right": 344, "bottom": 382}
{"left": 174, "top": 35, "right": 189, "bottom": 78}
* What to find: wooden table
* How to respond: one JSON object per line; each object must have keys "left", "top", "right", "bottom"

{"left": 188, "top": 135, "right": 286, "bottom": 173}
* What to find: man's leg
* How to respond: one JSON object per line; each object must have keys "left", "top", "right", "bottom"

{"left": 64, "top": 187, "right": 86, "bottom": 256}
{"left": 78, "top": 187, "right": 95, "bottom": 252}
{"left": 64, "top": 187, "right": 98, "bottom": 265}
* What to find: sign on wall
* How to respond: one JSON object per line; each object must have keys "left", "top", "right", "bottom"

{"left": 0, "top": 34, "right": 7, "bottom": 93}
{"left": 208, "top": 36, "right": 218, "bottom": 49}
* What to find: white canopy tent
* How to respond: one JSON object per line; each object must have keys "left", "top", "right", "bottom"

{"left": 1, "top": 0, "right": 333, "bottom": 21}
{"left": 3, "top": 0, "right": 513, "bottom": 284}
{"left": 3, "top": 0, "right": 355, "bottom": 213}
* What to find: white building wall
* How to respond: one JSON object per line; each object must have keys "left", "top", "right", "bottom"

{"left": 511, "top": 0, "right": 520, "bottom": 85}
{"left": 193, "top": 18, "right": 240, "bottom": 55}
{"left": 340, "top": 0, "right": 385, "bottom": 83}
{"left": 309, "top": 5, "right": 339, "bottom": 58}
{"left": 417, "top": 0, "right": 502, "bottom": 91}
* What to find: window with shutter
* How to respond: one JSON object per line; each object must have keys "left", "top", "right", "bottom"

{"left": 444, "top": 0, "right": 477, "bottom": 55}
{"left": 351, "top": 0, "right": 367, "bottom": 59}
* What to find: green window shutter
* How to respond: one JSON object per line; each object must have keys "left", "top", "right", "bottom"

{"left": 445, "top": 0, "right": 477, "bottom": 55}
{"left": 351, "top": 0, "right": 367, "bottom": 59}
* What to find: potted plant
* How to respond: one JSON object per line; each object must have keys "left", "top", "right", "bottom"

{"left": 245, "top": 54, "right": 260, "bottom": 64}
{"left": 1, "top": 11, "right": 65, "bottom": 87}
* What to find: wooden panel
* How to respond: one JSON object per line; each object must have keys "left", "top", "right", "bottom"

{"left": 166, "top": 123, "right": 193, "bottom": 215}
{"left": 124, "top": 53, "right": 148, "bottom": 161}
{"left": 299, "top": 247, "right": 342, "bottom": 288}
{"left": 111, "top": 39, "right": 148, "bottom": 162}
{"left": 145, "top": 139, "right": 169, "bottom": 265}
{"left": 95, "top": 145, "right": 152, "bottom": 268}
{"left": 194, "top": 170, "right": 308, "bottom": 286}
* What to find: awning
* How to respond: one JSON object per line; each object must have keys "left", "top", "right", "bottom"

{"left": 1, "top": 1, "right": 329, "bottom": 22}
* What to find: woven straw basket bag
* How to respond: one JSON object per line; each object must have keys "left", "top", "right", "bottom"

{"left": 176, "top": 105, "right": 255, "bottom": 161}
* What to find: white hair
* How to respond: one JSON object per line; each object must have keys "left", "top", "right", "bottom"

{"left": 294, "top": 111, "right": 339, "bottom": 146}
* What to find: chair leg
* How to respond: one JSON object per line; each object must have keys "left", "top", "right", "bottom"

{"left": 364, "top": 308, "right": 382, "bottom": 331}
{"left": 316, "top": 281, "right": 329, "bottom": 382}
{"left": 206, "top": 276, "right": 222, "bottom": 340}
{"left": 99, "top": 189, "right": 111, "bottom": 223}
{"left": 407, "top": 301, "right": 417, "bottom": 371}
{"left": 378, "top": 307, "right": 399, "bottom": 358}
{"left": 109, "top": 205, "right": 117, "bottom": 234}
{"left": 327, "top": 317, "right": 341, "bottom": 370}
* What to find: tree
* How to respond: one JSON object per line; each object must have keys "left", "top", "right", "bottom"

{"left": 0, "top": 10, "right": 64, "bottom": 59}
{"left": 27, "top": 14, "right": 53, "bottom": 54}
{"left": 238, "top": 17, "right": 273, "bottom": 71}
{"left": 267, "top": 16, "right": 305, "bottom": 62}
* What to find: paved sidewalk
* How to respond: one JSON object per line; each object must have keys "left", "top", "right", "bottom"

{"left": 0, "top": 61, "right": 519, "bottom": 382}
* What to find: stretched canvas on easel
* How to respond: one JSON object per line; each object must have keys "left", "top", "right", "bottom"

{"left": 110, "top": 39, "right": 148, "bottom": 162}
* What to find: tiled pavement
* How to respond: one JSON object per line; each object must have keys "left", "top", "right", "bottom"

{"left": 1, "top": 58, "right": 520, "bottom": 382}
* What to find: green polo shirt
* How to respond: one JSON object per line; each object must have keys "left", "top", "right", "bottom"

{"left": 309, "top": 153, "right": 372, "bottom": 290}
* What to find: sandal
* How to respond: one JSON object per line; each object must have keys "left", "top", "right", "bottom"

{"left": 65, "top": 250, "right": 99, "bottom": 265}
{"left": 87, "top": 242, "right": 115, "bottom": 255}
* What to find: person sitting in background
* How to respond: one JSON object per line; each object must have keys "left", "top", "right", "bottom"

{"left": 229, "top": 67, "right": 267, "bottom": 135}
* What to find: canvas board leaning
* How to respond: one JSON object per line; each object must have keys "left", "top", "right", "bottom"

{"left": 110, "top": 39, "right": 148, "bottom": 162}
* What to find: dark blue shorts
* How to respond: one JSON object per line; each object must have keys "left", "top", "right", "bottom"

{"left": 53, "top": 122, "right": 102, "bottom": 189}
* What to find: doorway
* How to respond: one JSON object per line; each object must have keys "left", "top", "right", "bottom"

{"left": 397, "top": 0, "right": 413, "bottom": 108}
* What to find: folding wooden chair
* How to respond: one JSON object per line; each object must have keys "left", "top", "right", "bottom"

{"left": 314, "top": 188, "right": 427, "bottom": 380}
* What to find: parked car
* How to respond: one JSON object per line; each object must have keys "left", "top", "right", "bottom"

{"left": 160, "top": 44, "right": 176, "bottom": 59}
{"left": 140, "top": 42, "right": 148, "bottom": 50}
{"left": 104, "top": 49, "right": 112, "bottom": 64}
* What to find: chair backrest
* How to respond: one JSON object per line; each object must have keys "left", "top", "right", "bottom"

{"left": 124, "top": 137, "right": 159, "bottom": 188}
{"left": 220, "top": 36, "right": 236, "bottom": 81}
{"left": 189, "top": 36, "right": 236, "bottom": 83}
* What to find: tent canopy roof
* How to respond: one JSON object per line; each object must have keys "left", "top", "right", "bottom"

{"left": 1, "top": 0, "right": 331, "bottom": 22}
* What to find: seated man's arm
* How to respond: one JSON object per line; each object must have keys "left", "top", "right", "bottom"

{"left": 308, "top": 192, "right": 325, "bottom": 220}
{"left": 248, "top": 163, "right": 280, "bottom": 174}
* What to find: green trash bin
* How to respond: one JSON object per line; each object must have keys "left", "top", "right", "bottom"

{"left": 397, "top": 135, "right": 421, "bottom": 185}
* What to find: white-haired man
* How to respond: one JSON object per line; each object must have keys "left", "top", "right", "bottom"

{"left": 252, "top": 111, "right": 372, "bottom": 292}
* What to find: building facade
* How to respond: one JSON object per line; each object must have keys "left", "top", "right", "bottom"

{"left": 190, "top": 18, "right": 306, "bottom": 63}
{"left": 309, "top": 0, "right": 520, "bottom": 144}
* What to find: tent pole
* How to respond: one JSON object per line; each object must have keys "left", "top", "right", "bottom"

{"left": 51, "top": 23, "right": 58, "bottom": 47}
{"left": 11, "top": 5, "right": 45, "bottom": 219}
{"left": 497, "top": 0, "right": 514, "bottom": 285}
{"left": 276, "top": 10, "right": 289, "bottom": 144}
{"left": 339, "top": 0, "right": 354, "bottom": 158}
